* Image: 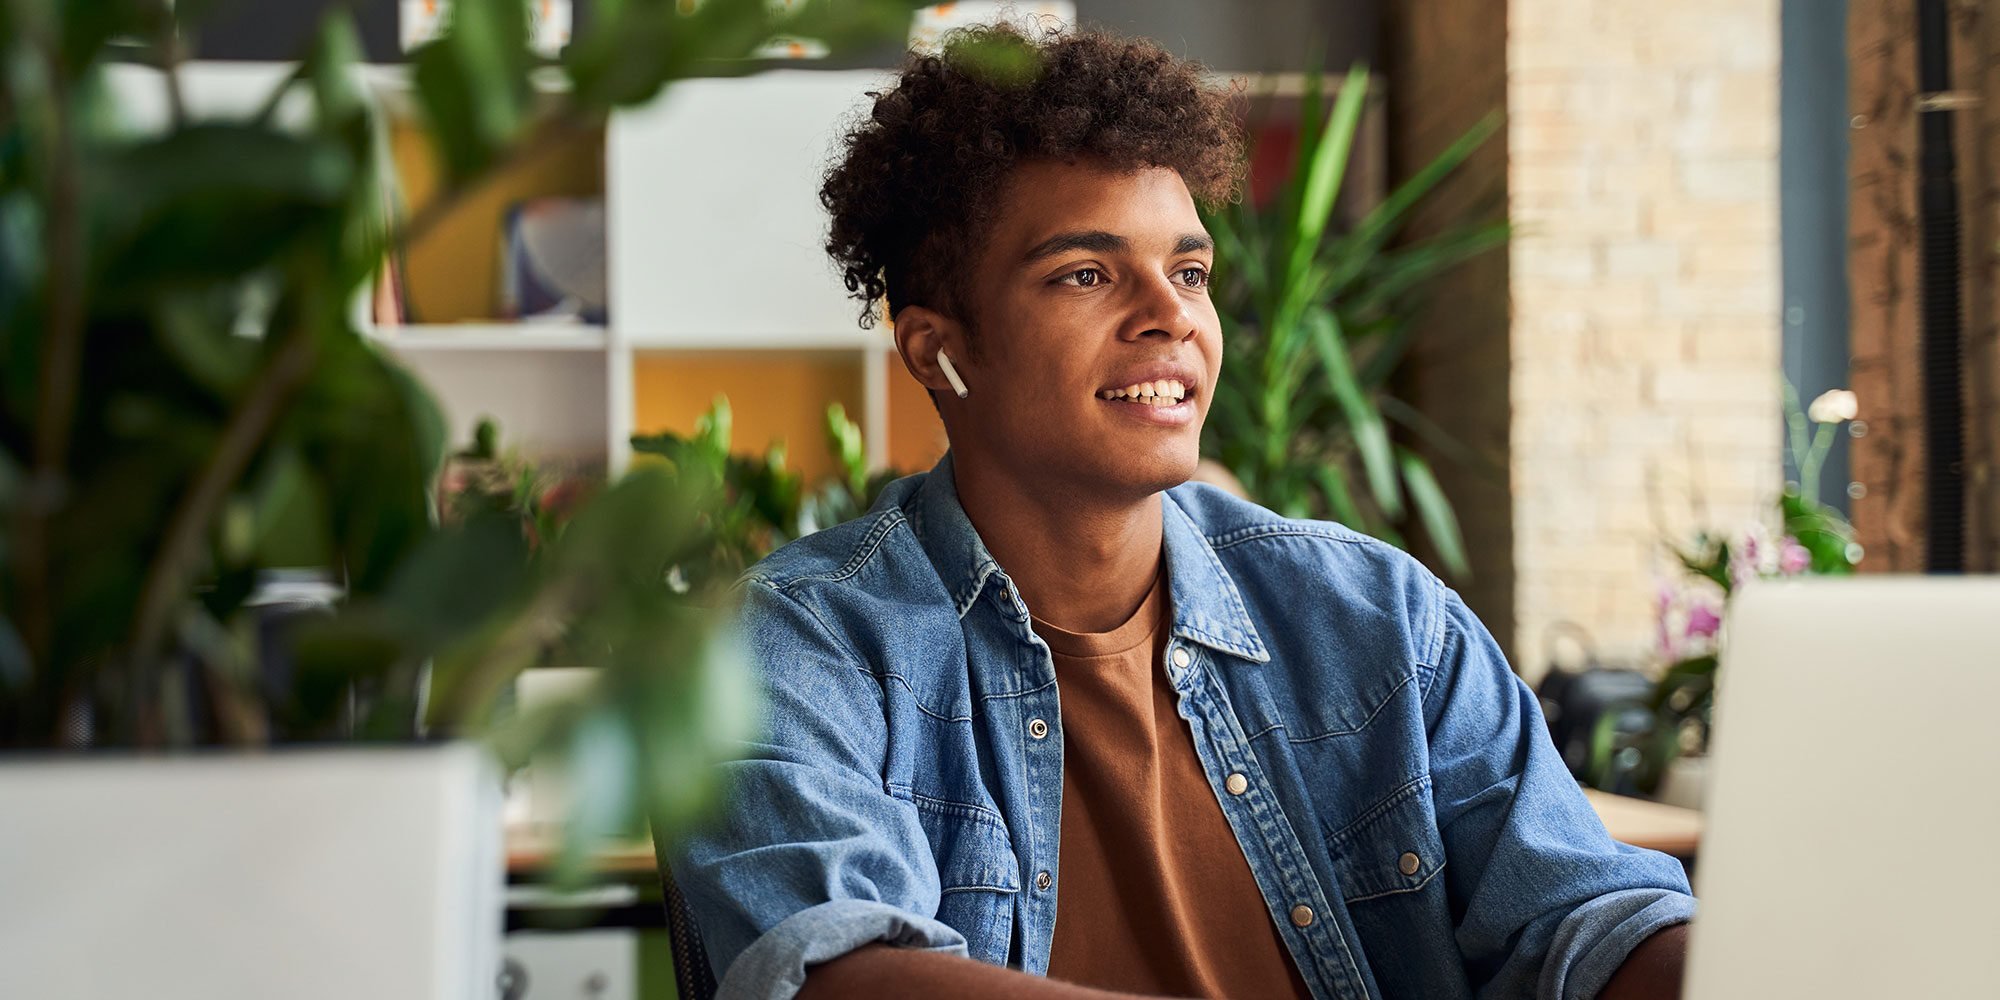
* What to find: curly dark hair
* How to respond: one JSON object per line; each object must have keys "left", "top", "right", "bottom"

{"left": 820, "top": 23, "right": 1244, "bottom": 336}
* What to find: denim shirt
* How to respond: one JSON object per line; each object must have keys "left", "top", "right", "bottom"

{"left": 670, "top": 455, "right": 1695, "bottom": 1000}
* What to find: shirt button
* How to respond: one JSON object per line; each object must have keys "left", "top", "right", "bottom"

{"left": 1399, "top": 852, "right": 1422, "bottom": 876}
{"left": 1028, "top": 718, "right": 1049, "bottom": 740}
{"left": 1290, "top": 904, "right": 1315, "bottom": 928}
{"left": 1035, "top": 871, "right": 1053, "bottom": 891}
{"left": 1171, "top": 647, "right": 1192, "bottom": 669}
{"left": 1225, "top": 772, "right": 1249, "bottom": 795}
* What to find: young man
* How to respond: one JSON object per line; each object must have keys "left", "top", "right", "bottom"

{"left": 669, "top": 24, "right": 1695, "bottom": 1000}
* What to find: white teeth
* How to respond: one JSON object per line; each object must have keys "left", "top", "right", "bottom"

{"left": 1099, "top": 379, "right": 1191, "bottom": 402}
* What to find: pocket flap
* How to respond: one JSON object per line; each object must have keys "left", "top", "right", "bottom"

{"left": 1327, "top": 777, "right": 1446, "bottom": 903}
{"left": 914, "top": 799, "right": 1022, "bottom": 895}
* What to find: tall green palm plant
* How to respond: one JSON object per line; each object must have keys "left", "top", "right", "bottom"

{"left": 1201, "top": 65, "right": 1506, "bottom": 578}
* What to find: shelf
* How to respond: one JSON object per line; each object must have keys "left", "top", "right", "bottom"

{"left": 628, "top": 331, "right": 891, "bottom": 354}
{"left": 367, "top": 324, "right": 608, "bottom": 352}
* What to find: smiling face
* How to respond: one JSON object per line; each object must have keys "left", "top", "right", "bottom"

{"left": 925, "top": 160, "right": 1224, "bottom": 506}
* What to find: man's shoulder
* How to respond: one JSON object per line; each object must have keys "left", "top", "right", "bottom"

{"left": 1168, "top": 482, "right": 1464, "bottom": 683}
{"left": 742, "top": 506, "right": 911, "bottom": 592}
{"left": 733, "top": 488, "right": 967, "bottom": 700}
{"left": 1167, "top": 480, "right": 1438, "bottom": 592}
{"left": 738, "top": 483, "right": 955, "bottom": 626}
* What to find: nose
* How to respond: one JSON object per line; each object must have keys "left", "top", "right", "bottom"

{"left": 1119, "top": 272, "right": 1199, "bottom": 343}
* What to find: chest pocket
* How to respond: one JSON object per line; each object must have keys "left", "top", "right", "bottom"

{"left": 1326, "top": 777, "right": 1466, "bottom": 999}
{"left": 1327, "top": 776, "right": 1447, "bottom": 903}
{"left": 918, "top": 801, "right": 1020, "bottom": 967}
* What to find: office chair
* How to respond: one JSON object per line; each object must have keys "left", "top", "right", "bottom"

{"left": 654, "top": 851, "right": 719, "bottom": 1000}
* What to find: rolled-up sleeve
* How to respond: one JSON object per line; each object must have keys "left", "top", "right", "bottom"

{"left": 1422, "top": 584, "right": 1696, "bottom": 1000}
{"left": 667, "top": 581, "right": 968, "bottom": 1000}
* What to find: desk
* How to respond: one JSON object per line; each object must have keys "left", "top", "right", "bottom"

{"left": 1585, "top": 789, "right": 1703, "bottom": 857}
{"left": 507, "top": 829, "right": 656, "bottom": 878}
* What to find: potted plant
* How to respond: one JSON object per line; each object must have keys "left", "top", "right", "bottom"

{"left": 1200, "top": 65, "right": 1509, "bottom": 578}
{"left": 630, "top": 397, "right": 903, "bottom": 568}
{"left": 0, "top": 0, "right": 912, "bottom": 994}
{"left": 1590, "top": 385, "right": 1863, "bottom": 804}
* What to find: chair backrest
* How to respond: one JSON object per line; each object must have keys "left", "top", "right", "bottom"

{"left": 654, "top": 850, "right": 718, "bottom": 1000}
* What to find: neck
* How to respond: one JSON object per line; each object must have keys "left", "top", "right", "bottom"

{"left": 950, "top": 456, "right": 1165, "bottom": 634}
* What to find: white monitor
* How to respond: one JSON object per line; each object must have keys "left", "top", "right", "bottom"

{"left": 0, "top": 744, "right": 502, "bottom": 1000}
{"left": 1686, "top": 577, "right": 2000, "bottom": 999}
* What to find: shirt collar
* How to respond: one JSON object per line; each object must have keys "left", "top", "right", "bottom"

{"left": 904, "top": 452, "right": 1270, "bottom": 664}
{"left": 1160, "top": 488, "right": 1271, "bottom": 663}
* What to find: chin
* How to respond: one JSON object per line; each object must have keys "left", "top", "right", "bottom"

{"left": 1115, "top": 445, "right": 1202, "bottom": 497}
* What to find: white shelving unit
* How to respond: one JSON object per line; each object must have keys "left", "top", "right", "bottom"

{"left": 606, "top": 69, "right": 898, "bottom": 473}
{"left": 367, "top": 66, "right": 899, "bottom": 474}
{"left": 368, "top": 324, "right": 609, "bottom": 352}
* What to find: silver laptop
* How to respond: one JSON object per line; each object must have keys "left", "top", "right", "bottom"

{"left": 1686, "top": 577, "right": 2000, "bottom": 999}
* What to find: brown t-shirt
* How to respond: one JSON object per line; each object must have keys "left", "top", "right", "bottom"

{"left": 1034, "top": 571, "right": 1312, "bottom": 1000}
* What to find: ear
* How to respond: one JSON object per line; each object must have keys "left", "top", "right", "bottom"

{"left": 891, "top": 304, "right": 968, "bottom": 398}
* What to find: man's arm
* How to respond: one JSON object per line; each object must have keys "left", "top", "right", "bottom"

{"left": 1597, "top": 924, "right": 1689, "bottom": 1000}
{"left": 799, "top": 946, "right": 1170, "bottom": 1000}
{"left": 1421, "top": 582, "right": 1697, "bottom": 1000}
{"left": 669, "top": 581, "right": 972, "bottom": 999}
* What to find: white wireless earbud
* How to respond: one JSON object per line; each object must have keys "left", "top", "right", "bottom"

{"left": 936, "top": 350, "right": 970, "bottom": 399}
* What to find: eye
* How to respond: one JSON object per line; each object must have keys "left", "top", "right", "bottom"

{"left": 1177, "top": 266, "right": 1210, "bottom": 288}
{"left": 1057, "top": 267, "right": 1106, "bottom": 288}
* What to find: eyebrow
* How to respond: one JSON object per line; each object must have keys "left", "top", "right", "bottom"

{"left": 1019, "top": 230, "right": 1214, "bottom": 265}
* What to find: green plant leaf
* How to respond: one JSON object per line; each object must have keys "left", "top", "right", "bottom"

{"left": 557, "top": 704, "right": 641, "bottom": 881}
{"left": 825, "top": 402, "right": 867, "bottom": 495}
{"left": 304, "top": 9, "right": 368, "bottom": 129}
{"left": 1292, "top": 64, "right": 1370, "bottom": 260}
{"left": 409, "top": 0, "right": 535, "bottom": 184}
{"left": 1312, "top": 463, "right": 1365, "bottom": 529}
{"left": 1325, "top": 110, "right": 1501, "bottom": 294}
{"left": 1378, "top": 395, "right": 1498, "bottom": 479}
{"left": 1398, "top": 446, "right": 1468, "bottom": 579}
{"left": 382, "top": 511, "right": 533, "bottom": 651}
{"left": 1201, "top": 206, "right": 1266, "bottom": 311}
{"left": 1781, "top": 488, "right": 1859, "bottom": 574}
{"left": 1586, "top": 710, "right": 1623, "bottom": 791}
{"left": 1677, "top": 539, "right": 1733, "bottom": 593}
{"left": 947, "top": 19, "right": 1043, "bottom": 87}
{"left": 1307, "top": 310, "right": 1400, "bottom": 518}
{"left": 89, "top": 125, "right": 354, "bottom": 297}
{"left": 1345, "top": 220, "right": 1512, "bottom": 322}
{"left": 59, "top": 0, "right": 161, "bottom": 77}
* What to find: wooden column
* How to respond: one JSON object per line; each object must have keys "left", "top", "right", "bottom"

{"left": 1952, "top": 0, "right": 2000, "bottom": 572}
{"left": 1847, "top": 0, "right": 1927, "bottom": 570}
{"left": 1850, "top": 0, "right": 2000, "bottom": 571}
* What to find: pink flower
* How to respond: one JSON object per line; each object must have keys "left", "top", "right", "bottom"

{"left": 1685, "top": 603, "right": 1723, "bottom": 640}
{"left": 1779, "top": 537, "right": 1812, "bottom": 576}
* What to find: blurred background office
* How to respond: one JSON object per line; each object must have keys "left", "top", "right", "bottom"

{"left": 1, "top": 1, "right": 1995, "bottom": 998}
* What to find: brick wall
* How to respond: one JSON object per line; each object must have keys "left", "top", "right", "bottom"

{"left": 1392, "top": 0, "right": 1785, "bottom": 681}
{"left": 1509, "top": 0, "right": 1784, "bottom": 680}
